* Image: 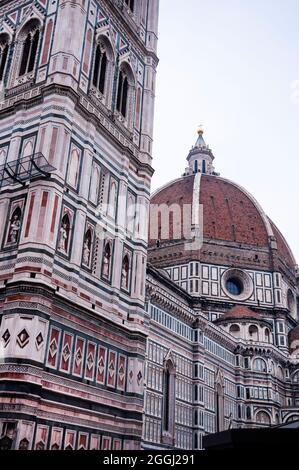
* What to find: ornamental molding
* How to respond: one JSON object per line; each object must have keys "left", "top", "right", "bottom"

{"left": 146, "top": 279, "right": 194, "bottom": 324}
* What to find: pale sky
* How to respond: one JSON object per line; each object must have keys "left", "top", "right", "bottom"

{"left": 152, "top": 0, "right": 299, "bottom": 263}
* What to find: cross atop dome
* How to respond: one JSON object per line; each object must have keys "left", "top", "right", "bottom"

{"left": 183, "top": 127, "right": 217, "bottom": 176}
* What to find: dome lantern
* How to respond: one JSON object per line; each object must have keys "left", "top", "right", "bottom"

{"left": 184, "top": 127, "right": 216, "bottom": 176}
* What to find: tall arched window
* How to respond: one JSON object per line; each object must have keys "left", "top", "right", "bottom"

{"left": 116, "top": 69, "right": 129, "bottom": 117}
{"left": 253, "top": 357, "right": 267, "bottom": 373}
{"left": 229, "top": 324, "right": 240, "bottom": 338}
{"left": 19, "top": 27, "right": 40, "bottom": 76}
{"left": 264, "top": 328, "right": 270, "bottom": 343}
{"left": 255, "top": 411, "right": 271, "bottom": 425}
{"left": 0, "top": 35, "right": 9, "bottom": 81}
{"left": 93, "top": 43, "right": 107, "bottom": 94}
{"left": 115, "top": 63, "right": 136, "bottom": 129}
{"left": 248, "top": 324, "right": 258, "bottom": 341}
{"left": 194, "top": 160, "right": 198, "bottom": 173}
{"left": 162, "top": 356, "right": 176, "bottom": 442}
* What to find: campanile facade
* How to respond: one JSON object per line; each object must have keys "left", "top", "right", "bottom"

{"left": 0, "top": 0, "right": 159, "bottom": 450}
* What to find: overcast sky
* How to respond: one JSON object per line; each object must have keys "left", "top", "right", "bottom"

{"left": 152, "top": 0, "right": 299, "bottom": 263}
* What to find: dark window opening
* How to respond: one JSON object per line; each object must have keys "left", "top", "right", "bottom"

{"left": 19, "top": 29, "right": 40, "bottom": 76}
{"left": 0, "top": 42, "right": 9, "bottom": 81}
{"left": 226, "top": 277, "right": 243, "bottom": 296}
{"left": 163, "top": 369, "right": 170, "bottom": 431}
{"left": 93, "top": 45, "right": 107, "bottom": 94}
{"left": 116, "top": 70, "right": 129, "bottom": 118}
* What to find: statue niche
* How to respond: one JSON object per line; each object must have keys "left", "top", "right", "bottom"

{"left": 58, "top": 213, "right": 70, "bottom": 253}
{"left": 83, "top": 229, "right": 92, "bottom": 266}
{"left": 7, "top": 206, "right": 22, "bottom": 244}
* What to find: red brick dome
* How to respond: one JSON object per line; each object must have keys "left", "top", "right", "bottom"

{"left": 149, "top": 173, "right": 296, "bottom": 272}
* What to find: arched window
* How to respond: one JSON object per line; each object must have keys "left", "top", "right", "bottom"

{"left": 19, "top": 26, "right": 40, "bottom": 76}
{"left": 264, "top": 328, "right": 270, "bottom": 343}
{"left": 194, "top": 160, "right": 198, "bottom": 173}
{"left": 102, "top": 241, "right": 111, "bottom": 279}
{"left": 246, "top": 406, "right": 252, "bottom": 420}
{"left": 248, "top": 324, "right": 258, "bottom": 341}
{"left": 121, "top": 254, "right": 130, "bottom": 290}
{"left": 124, "top": 0, "right": 135, "bottom": 12}
{"left": 93, "top": 43, "right": 107, "bottom": 94}
{"left": 22, "top": 140, "right": 34, "bottom": 158}
{"left": 255, "top": 411, "right": 271, "bottom": 425}
{"left": 0, "top": 34, "right": 9, "bottom": 81}
{"left": 58, "top": 213, "right": 71, "bottom": 253}
{"left": 229, "top": 324, "right": 240, "bottom": 338}
{"left": 163, "top": 358, "right": 176, "bottom": 435}
{"left": 202, "top": 159, "right": 206, "bottom": 174}
{"left": 116, "top": 62, "right": 135, "bottom": 128}
{"left": 116, "top": 69, "right": 129, "bottom": 117}
{"left": 253, "top": 357, "right": 267, "bottom": 373}
{"left": 286, "top": 414, "right": 299, "bottom": 423}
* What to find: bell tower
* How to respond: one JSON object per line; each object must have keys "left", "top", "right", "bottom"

{"left": 0, "top": 0, "right": 159, "bottom": 450}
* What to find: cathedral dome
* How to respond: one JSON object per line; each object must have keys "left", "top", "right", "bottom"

{"left": 149, "top": 167, "right": 296, "bottom": 274}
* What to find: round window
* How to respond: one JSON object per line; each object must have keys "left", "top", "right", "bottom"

{"left": 226, "top": 277, "right": 244, "bottom": 296}
{"left": 221, "top": 268, "right": 253, "bottom": 301}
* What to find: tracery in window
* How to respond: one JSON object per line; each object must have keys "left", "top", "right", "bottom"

{"left": 19, "top": 25, "right": 40, "bottom": 77}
